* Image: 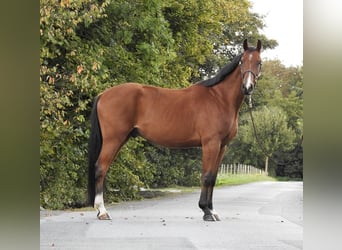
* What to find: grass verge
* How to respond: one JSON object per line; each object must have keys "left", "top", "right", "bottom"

{"left": 216, "top": 174, "right": 277, "bottom": 186}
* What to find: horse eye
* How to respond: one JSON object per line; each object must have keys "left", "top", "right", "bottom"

{"left": 239, "top": 61, "right": 243, "bottom": 65}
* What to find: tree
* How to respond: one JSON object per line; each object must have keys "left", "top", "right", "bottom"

{"left": 250, "top": 60, "right": 303, "bottom": 131}
{"left": 40, "top": 0, "right": 111, "bottom": 208}
{"left": 40, "top": 0, "right": 278, "bottom": 209}
{"left": 162, "top": 0, "right": 277, "bottom": 82}
{"left": 232, "top": 106, "right": 296, "bottom": 176}
{"left": 224, "top": 59, "right": 303, "bottom": 178}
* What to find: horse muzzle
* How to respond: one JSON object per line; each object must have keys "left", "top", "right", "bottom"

{"left": 242, "top": 82, "right": 254, "bottom": 95}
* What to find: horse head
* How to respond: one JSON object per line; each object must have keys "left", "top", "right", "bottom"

{"left": 240, "top": 39, "right": 262, "bottom": 95}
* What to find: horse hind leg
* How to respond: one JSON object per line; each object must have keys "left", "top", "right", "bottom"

{"left": 94, "top": 137, "right": 128, "bottom": 220}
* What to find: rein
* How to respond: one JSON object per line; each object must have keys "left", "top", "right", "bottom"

{"left": 245, "top": 97, "right": 279, "bottom": 166}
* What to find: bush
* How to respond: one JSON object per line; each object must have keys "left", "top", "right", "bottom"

{"left": 40, "top": 0, "right": 278, "bottom": 209}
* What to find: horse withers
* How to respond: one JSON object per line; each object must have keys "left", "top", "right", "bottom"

{"left": 88, "top": 39, "right": 262, "bottom": 221}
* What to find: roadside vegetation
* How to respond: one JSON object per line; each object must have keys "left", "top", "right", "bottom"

{"left": 216, "top": 174, "right": 277, "bottom": 186}
{"left": 40, "top": 0, "right": 302, "bottom": 209}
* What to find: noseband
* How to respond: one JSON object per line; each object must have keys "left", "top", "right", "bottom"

{"left": 241, "top": 70, "right": 260, "bottom": 82}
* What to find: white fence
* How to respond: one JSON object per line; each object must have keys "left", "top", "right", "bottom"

{"left": 219, "top": 163, "right": 265, "bottom": 175}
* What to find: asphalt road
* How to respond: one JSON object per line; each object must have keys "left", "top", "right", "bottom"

{"left": 40, "top": 181, "right": 303, "bottom": 250}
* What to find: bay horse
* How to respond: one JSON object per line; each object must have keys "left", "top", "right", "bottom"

{"left": 88, "top": 39, "right": 262, "bottom": 221}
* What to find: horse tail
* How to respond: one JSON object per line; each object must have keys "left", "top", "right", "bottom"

{"left": 87, "top": 95, "right": 102, "bottom": 206}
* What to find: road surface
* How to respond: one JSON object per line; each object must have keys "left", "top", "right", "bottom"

{"left": 40, "top": 181, "right": 302, "bottom": 250}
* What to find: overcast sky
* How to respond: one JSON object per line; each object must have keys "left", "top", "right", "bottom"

{"left": 250, "top": 0, "right": 303, "bottom": 67}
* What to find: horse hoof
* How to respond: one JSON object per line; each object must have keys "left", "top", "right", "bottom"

{"left": 97, "top": 212, "right": 112, "bottom": 220}
{"left": 203, "top": 214, "right": 217, "bottom": 221}
{"left": 203, "top": 212, "right": 221, "bottom": 221}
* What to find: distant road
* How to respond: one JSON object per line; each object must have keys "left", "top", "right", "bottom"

{"left": 40, "top": 181, "right": 302, "bottom": 250}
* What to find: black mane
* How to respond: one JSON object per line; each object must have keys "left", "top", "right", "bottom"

{"left": 197, "top": 54, "right": 242, "bottom": 87}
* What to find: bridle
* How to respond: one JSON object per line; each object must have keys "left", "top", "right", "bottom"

{"left": 239, "top": 57, "right": 262, "bottom": 97}
{"left": 241, "top": 69, "right": 261, "bottom": 82}
{"left": 239, "top": 61, "right": 262, "bottom": 83}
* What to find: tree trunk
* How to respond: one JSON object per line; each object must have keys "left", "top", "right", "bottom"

{"left": 265, "top": 156, "right": 269, "bottom": 176}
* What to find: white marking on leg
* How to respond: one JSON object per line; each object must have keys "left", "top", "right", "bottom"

{"left": 94, "top": 192, "right": 110, "bottom": 218}
{"left": 211, "top": 209, "right": 220, "bottom": 221}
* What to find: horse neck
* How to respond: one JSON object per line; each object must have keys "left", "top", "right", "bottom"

{"left": 211, "top": 67, "right": 245, "bottom": 112}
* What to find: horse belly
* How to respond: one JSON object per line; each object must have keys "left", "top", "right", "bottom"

{"left": 136, "top": 119, "right": 200, "bottom": 148}
{"left": 135, "top": 106, "right": 201, "bottom": 148}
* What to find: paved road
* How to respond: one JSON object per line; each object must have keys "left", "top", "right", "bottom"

{"left": 40, "top": 181, "right": 302, "bottom": 250}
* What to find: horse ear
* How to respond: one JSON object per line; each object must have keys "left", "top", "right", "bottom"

{"left": 243, "top": 39, "right": 248, "bottom": 51}
{"left": 256, "top": 40, "right": 262, "bottom": 51}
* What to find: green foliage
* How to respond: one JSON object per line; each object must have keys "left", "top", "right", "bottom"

{"left": 226, "top": 107, "right": 294, "bottom": 168}
{"left": 40, "top": 0, "right": 110, "bottom": 209}
{"left": 241, "top": 106, "right": 296, "bottom": 167}
{"left": 225, "top": 61, "right": 303, "bottom": 178}
{"left": 144, "top": 145, "right": 202, "bottom": 187}
{"left": 40, "top": 0, "right": 281, "bottom": 209}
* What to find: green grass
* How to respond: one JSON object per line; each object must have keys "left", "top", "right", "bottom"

{"left": 216, "top": 174, "right": 277, "bottom": 186}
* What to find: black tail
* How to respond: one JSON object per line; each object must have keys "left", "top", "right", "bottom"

{"left": 87, "top": 96, "right": 102, "bottom": 206}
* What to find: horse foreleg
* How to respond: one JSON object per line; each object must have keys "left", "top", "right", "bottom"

{"left": 204, "top": 146, "right": 226, "bottom": 221}
{"left": 199, "top": 177, "right": 219, "bottom": 221}
{"left": 199, "top": 141, "right": 223, "bottom": 221}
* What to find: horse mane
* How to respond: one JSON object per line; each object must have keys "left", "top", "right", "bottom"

{"left": 197, "top": 54, "right": 242, "bottom": 87}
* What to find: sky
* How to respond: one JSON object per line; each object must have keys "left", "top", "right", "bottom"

{"left": 250, "top": 0, "right": 303, "bottom": 67}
